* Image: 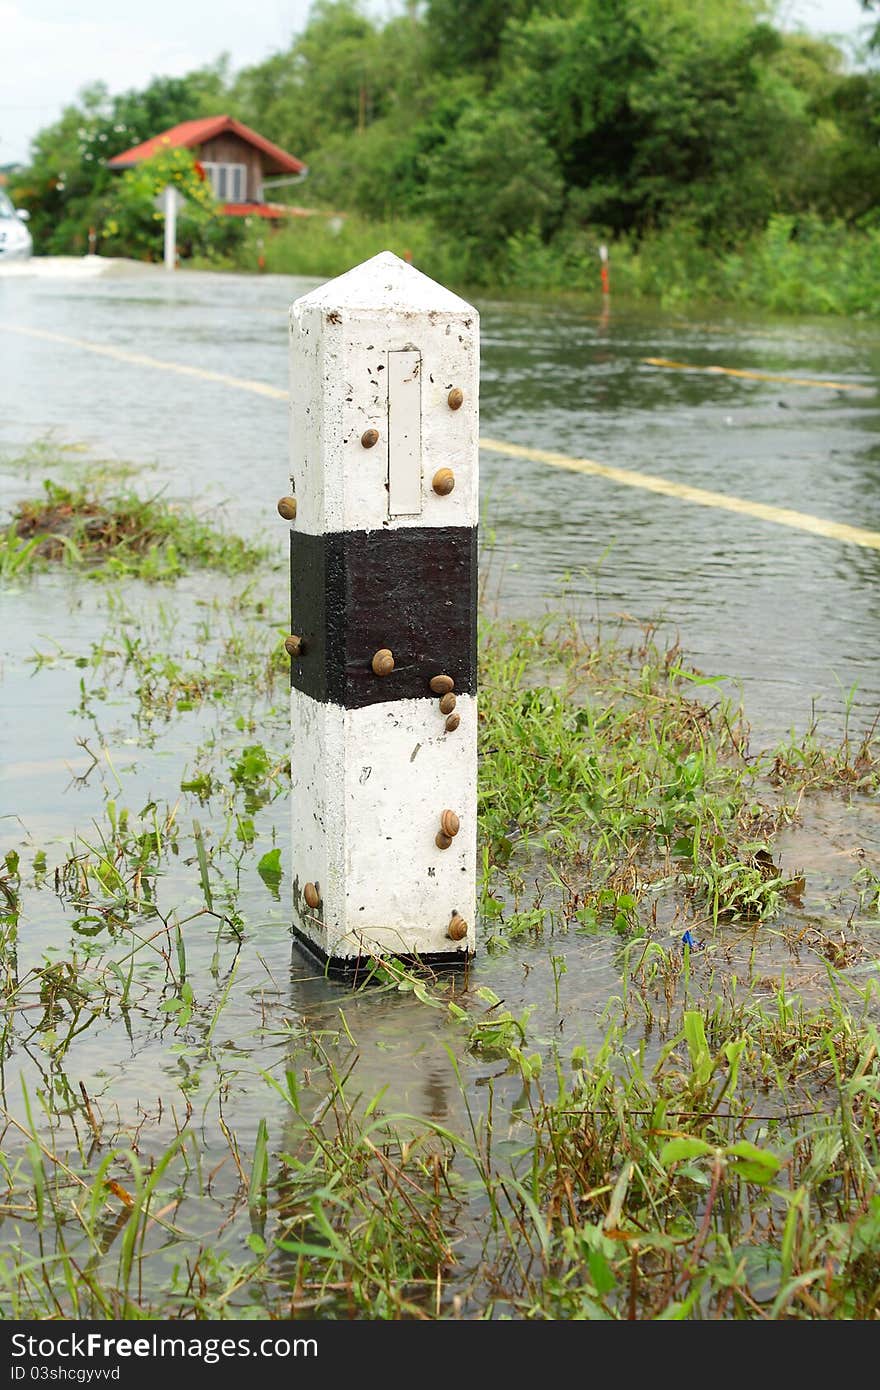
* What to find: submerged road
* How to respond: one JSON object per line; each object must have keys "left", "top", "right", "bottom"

{"left": 1, "top": 260, "right": 879, "bottom": 745}
{"left": 4, "top": 318, "right": 879, "bottom": 551}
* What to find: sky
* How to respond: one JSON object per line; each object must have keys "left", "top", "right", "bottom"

{"left": 0, "top": 0, "right": 875, "bottom": 167}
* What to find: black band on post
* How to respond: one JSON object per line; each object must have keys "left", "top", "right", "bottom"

{"left": 289, "top": 525, "right": 478, "bottom": 708}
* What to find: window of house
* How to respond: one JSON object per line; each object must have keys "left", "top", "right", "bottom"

{"left": 202, "top": 163, "right": 247, "bottom": 203}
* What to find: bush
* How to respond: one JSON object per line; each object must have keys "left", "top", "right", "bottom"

{"left": 99, "top": 146, "right": 241, "bottom": 263}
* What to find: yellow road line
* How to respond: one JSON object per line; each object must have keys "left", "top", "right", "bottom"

{"left": 479, "top": 437, "right": 880, "bottom": 550}
{"left": 642, "top": 355, "right": 873, "bottom": 392}
{"left": 4, "top": 320, "right": 879, "bottom": 550}
{"left": 0, "top": 322, "right": 288, "bottom": 400}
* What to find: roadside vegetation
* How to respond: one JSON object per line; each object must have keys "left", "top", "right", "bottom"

{"left": 10, "top": 1, "right": 880, "bottom": 316}
{"left": 1, "top": 477, "right": 268, "bottom": 582}
{"left": 213, "top": 208, "right": 880, "bottom": 321}
{"left": 1, "top": 442, "right": 879, "bottom": 1319}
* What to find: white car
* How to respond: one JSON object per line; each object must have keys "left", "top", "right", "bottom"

{"left": 0, "top": 188, "right": 33, "bottom": 261}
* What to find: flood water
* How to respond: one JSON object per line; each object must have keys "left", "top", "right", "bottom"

{"left": 0, "top": 258, "right": 879, "bottom": 1312}
{"left": 2, "top": 260, "right": 880, "bottom": 744}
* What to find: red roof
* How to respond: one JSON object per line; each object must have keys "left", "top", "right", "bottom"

{"left": 107, "top": 116, "right": 305, "bottom": 175}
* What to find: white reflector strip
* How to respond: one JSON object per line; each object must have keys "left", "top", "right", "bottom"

{"left": 388, "top": 350, "right": 422, "bottom": 517}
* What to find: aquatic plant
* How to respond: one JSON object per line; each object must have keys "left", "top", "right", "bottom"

{"left": 3, "top": 478, "right": 269, "bottom": 582}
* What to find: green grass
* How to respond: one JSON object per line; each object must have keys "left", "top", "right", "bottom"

{"left": 1, "top": 477, "right": 269, "bottom": 582}
{"left": 209, "top": 209, "right": 880, "bottom": 321}
{"left": 475, "top": 613, "right": 820, "bottom": 944}
{"left": 191, "top": 209, "right": 461, "bottom": 289}
{"left": 3, "top": 488, "right": 880, "bottom": 1318}
{"left": 1, "top": 982, "right": 879, "bottom": 1318}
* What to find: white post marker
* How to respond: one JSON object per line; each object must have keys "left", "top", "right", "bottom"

{"left": 163, "top": 184, "right": 178, "bottom": 271}
{"left": 153, "top": 185, "right": 183, "bottom": 270}
{"left": 282, "top": 251, "right": 479, "bottom": 972}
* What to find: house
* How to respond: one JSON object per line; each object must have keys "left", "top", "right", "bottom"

{"left": 107, "top": 115, "right": 308, "bottom": 220}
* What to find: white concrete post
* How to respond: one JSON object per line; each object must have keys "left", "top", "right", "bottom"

{"left": 163, "top": 184, "right": 176, "bottom": 271}
{"left": 282, "top": 251, "right": 479, "bottom": 972}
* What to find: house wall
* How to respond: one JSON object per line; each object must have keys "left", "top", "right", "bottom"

{"left": 197, "top": 133, "right": 264, "bottom": 201}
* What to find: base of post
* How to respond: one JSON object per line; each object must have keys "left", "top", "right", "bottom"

{"left": 290, "top": 921, "right": 475, "bottom": 981}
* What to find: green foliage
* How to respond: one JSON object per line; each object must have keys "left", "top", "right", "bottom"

{"left": 256, "top": 847, "right": 283, "bottom": 894}
{"left": 12, "top": 0, "right": 880, "bottom": 309}
{"left": 4, "top": 443, "right": 880, "bottom": 1317}
{"left": 237, "top": 209, "right": 460, "bottom": 284}
{"left": 3, "top": 477, "right": 267, "bottom": 583}
{"left": 231, "top": 0, "right": 404, "bottom": 155}
{"left": 610, "top": 212, "right": 880, "bottom": 316}
{"left": 10, "top": 64, "right": 230, "bottom": 255}
{"left": 241, "top": 0, "right": 880, "bottom": 305}
{"left": 423, "top": 0, "right": 550, "bottom": 73}
{"left": 498, "top": 0, "right": 832, "bottom": 239}
{"left": 229, "top": 743, "right": 286, "bottom": 812}
{"left": 99, "top": 147, "right": 239, "bottom": 263}
{"left": 421, "top": 102, "right": 565, "bottom": 269}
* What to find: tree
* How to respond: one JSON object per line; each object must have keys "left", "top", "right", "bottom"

{"left": 497, "top": 0, "right": 835, "bottom": 239}
{"left": 10, "top": 63, "right": 230, "bottom": 255}
{"left": 231, "top": 1, "right": 393, "bottom": 155}
{"left": 421, "top": 101, "right": 564, "bottom": 265}
{"left": 12, "top": 0, "right": 880, "bottom": 271}
{"left": 423, "top": 0, "right": 559, "bottom": 74}
{"left": 232, "top": 0, "right": 438, "bottom": 217}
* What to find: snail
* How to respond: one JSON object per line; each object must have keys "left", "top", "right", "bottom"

{"left": 447, "top": 388, "right": 464, "bottom": 411}
{"left": 435, "top": 831, "right": 453, "bottom": 850}
{"left": 429, "top": 674, "right": 455, "bottom": 695}
{"left": 371, "top": 648, "right": 394, "bottom": 676}
{"left": 277, "top": 496, "right": 297, "bottom": 520}
{"left": 361, "top": 428, "right": 379, "bottom": 448}
{"left": 432, "top": 468, "right": 455, "bottom": 496}
{"left": 447, "top": 912, "right": 468, "bottom": 941}
{"left": 445, "top": 713, "right": 460, "bottom": 733}
{"left": 304, "top": 882, "right": 321, "bottom": 909}
{"left": 440, "top": 809, "right": 460, "bottom": 838}
{"left": 285, "top": 634, "right": 303, "bottom": 657}
{"left": 439, "top": 692, "right": 456, "bottom": 715}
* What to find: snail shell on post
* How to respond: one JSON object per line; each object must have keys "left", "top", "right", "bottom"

{"left": 304, "top": 882, "right": 321, "bottom": 909}
{"left": 447, "top": 912, "right": 468, "bottom": 941}
{"left": 429, "top": 674, "right": 455, "bottom": 696}
{"left": 277, "top": 496, "right": 297, "bottom": 521}
{"left": 361, "top": 428, "right": 379, "bottom": 449}
{"left": 439, "top": 692, "right": 456, "bottom": 715}
{"left": 432, "top": 468, "right": 455, "bottom": 496}
{"left": 440, "top": 809, "right": 460, "bottom": 838}
{"left": 285, "top": 634, "right": 303, "bottom": 657}
{"left": 445, "top": 713, "right": 460, "bottom": 733}
{"left": 435, "top": 831, "right": 453, "bottom": 850}
{"left": 447, "top": 388, "right": 464, "bottom": 411}
{"left": 371, "top": 648, "right": 394, "bottom": 676}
